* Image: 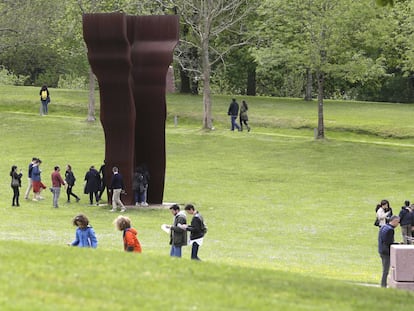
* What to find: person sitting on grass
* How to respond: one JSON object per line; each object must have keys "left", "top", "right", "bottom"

{"left": 68, "top": 214, "right": 98, "bottom": 248}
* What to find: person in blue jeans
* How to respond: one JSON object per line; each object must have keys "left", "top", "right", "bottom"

{"left": 166, "top": 204, "right": 187, "bottom": 257}
{"left": 378, "top": 215, "right": 399, "bottom": 287}
{"left": 227, "top": 98, "right": 241, "bottom": 131}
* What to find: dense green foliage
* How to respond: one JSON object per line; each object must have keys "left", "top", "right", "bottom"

{"left": 1, "top": 86, "right": 414, "bottom": 309}
{"left": 1, "top": 0, "right": 414, "bottom": 102}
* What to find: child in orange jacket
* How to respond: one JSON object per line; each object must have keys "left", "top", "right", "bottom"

{"left": 113, "top": 215, "right": 142, "bottom": 253}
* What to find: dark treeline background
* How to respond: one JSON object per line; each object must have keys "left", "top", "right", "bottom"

{"left": 1, "top": 0, "right": 413, "bottom": 103}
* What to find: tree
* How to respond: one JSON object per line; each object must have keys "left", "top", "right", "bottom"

{"left": 162, "top": 0, "right": 256, "bottom": 130}
{"left": 253, "top": 0, "right": 390, "bottom": 139}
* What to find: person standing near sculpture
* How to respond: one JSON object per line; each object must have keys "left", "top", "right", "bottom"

{"left": 10, "top": 165, "right": 22, "bottom": 207}
{"left": 227, "top": 98, "right": 241, "bottom": 131}
{"left": 98, "top": 160, "right": 107, "bottom": 203}
{"left": 110, "top": 166, "right": 126, "bottom": 213}
{"left": 24, "top": 157, "right": 37, "bottom": 200}
{"left": 51, "top": 166, "right": 66, "bottom": 208}
{"left": 166, "top": 204, "right": 187, "bottom": 258}
{"left": 39, "top": 85, "right": 50, "bottom": 116}
{"left": 378, "top": 215, "right": 400, "bottom": 288}
{"left": 398, "top": 200, "right": 413, "bottom": 244}
{"left": 65, "top": 164, "right": 80, "bottom": 203}
{"left": 84, "top": 165, "right": 101, "bottom": 205}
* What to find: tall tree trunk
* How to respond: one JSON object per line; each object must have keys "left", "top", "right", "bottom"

{"left": 316, "top": 71, "right": 325, "bottom": 139}
{"left": 305, "top": 68, "right": 313, "bottom": 101}
{"left": 246, "top": 66, "right": 256, "bottom": 96}
{"left": 87, "top": 68, "right": 96, "bottom": 122}
{"left": 202, "top": 48, "right": 213, "bottom": 129}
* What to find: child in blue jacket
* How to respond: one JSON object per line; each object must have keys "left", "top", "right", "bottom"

{"left": 69, "top": 214, "right": 98, "bottom": 248}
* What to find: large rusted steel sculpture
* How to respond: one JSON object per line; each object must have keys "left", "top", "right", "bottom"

{"left": 83, "top": 13, "right": 179, "bottom": 205}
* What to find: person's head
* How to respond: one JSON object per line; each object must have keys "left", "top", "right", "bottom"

{"left": 10, "top": 165, "right": 17, "bottom": 176}
{"left": 32, "top": 157, "right": 37, "bottom": 162}
{"left": 381, "top": 199, "right": 389, "bottom": 209}
{"left": 389, "top": 215, "right": 400, "bottom": 227}
{"left": 72, "top": 214, "right": 89, "bottom": 228}
{"left": 113, "top": 215, "right": 131, "bottom": 231}
{"left": 112, "top": 166, "right": 119, "bottom": 173}
{"left": 54, "top": 166, "right": 60, "bottom": 172}
{"left": 184, "top": 204, "right": 196, "bottom": 215}
{"left": 169, "top": 204, "right": 180, "bottom": 216}
{"left": 405, "top": 200, "right": 410, "bottom": 207}
{"left": 232, "top": 98, "right": 236, "bottom": 102}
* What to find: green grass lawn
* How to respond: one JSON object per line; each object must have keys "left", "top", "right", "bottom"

{"left": 1, "top": 85, "right": 414, "bottom": 310}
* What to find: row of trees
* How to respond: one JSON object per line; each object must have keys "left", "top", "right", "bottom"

{"left": 0, "top": 0, "right": 413, "bottom": 137}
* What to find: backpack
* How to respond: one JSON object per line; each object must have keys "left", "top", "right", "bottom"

{"left": 41, "top": 90, "right": 48, "bottom": 100}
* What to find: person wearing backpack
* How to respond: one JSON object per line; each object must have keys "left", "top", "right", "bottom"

{"left": 181, "top": 204, "right": 207, "bottom": 261}
{"left": 39, "top": 85, "right": 50, "bottom": 116}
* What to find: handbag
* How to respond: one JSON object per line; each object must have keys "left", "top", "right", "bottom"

{"left": 374, "top": 218, "right": 380, "bottom": 227}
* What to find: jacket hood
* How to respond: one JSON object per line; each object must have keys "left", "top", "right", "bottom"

{"left": 126, "top": 228, "right": 137, "bottom": 235}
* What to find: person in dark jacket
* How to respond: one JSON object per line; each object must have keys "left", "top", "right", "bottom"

{"left": 84, "top": 166, "right": 101, "bottom": 205}
{"left": 239, "top": 100, "right": 251, "bottom": 132}
{"left": 10, "top": 165, "right": 22, "bottom": 207}
{"left": 227, "top": 98, "right": 241, "bottom": 131}
{"left": 65, "top": 164, "right": 80, "bottom": 203}
{"left": 110, "top": 166, "right": 126, "bottom": 212}
{"left": 378, "top": 215, "right": 400, "bottom": 288}
{"left": 166, "top": 204, "right": 187, "bottom": 257}
{"left": 398, "top": 200, "right": 412, "bottom": 244}
{"left": 181, "top": 204, "right": 206, "bottom": 261}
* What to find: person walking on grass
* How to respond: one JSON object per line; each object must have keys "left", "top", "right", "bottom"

{"left": 239, "top": 100, "right": 251, "bottom": 132}
{"left": 227, "top": 98, "right": 241, "bottom": 131}
{"left": 24, "top": 157, "right": 37, "bottom": 200}
{"left": 31, "top": 159, "right": 46, "bottom": 201}
{"left": 68, "top": 214, "right": 98, "bottom": 248}
{"left": 166, "top": 204, "right": 187, "bottom": 258}
{"left": 180, "top": 204, "right": 207, "bottom": 261}
{"left": 113, "top": 215, "right": 142, "bottom": 253}
{"left": 10, "top": 165, "right": 22, "bottom": 207}
{"left": 65, "top": 164, "right": 80, "bottom": 203}
{"left": 51, "top": 166, "right": 66, "bottom": 208}
{"left": 110, "top": 166, "right": 126, "bottom": 213}
{"left": 378, "top": 215, "right": 400, "bottom": 288}
{"left": 84, "top": 165, "right": 101, "bottom": 205}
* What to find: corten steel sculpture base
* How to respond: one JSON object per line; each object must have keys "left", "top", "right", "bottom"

{"left": 83, "top": 13, "right": 179, "bottom": 205}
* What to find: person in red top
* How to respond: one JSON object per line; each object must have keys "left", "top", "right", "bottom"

{"left": 51, "top": 166, "right": 66, "bottom": 208}
{"left": 113, "top": 215, "right": 142, "bottom": 253}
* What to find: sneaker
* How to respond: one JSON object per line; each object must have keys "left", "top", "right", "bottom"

{"left": 76, "top": 198, "right": 80, "bottom": 202}
{"left": 141, "top": 202, "right": 149, "bottom": 207}
{"left": 32, "top": 198, "right": 38, "bottom": 201}
{"left": 38, "top": 196, "right": 44, "bottom": 200}
{"left": 121, "top": 209, "right": 126, "bottom": 213}
{"left": 135, "top": 202, "right": 139, "bottom": 206}
{"left": 67, "top": 200, "right": 70, "bottom": 203}
{"left": 110, "top": 209, "right": 117, "bottom": 212}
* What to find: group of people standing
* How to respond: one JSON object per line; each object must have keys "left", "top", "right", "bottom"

{"left": 10, "top": 157, "right": 149, "bottom": 211}
{"left": 375, "top": 199, "right": 414, "bottom": 288}
{"left": 67, "top": 202, "right": 207, "bottom": 261}
{"left": 227, "top": 98, "right": 251, "bottom": 132}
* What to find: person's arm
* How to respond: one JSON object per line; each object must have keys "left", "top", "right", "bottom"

{"left": 71, "top": 229, "right": 80, "bottom": 246}
{"left": 88, "top": 227, "right": 98, "bottom": 248}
